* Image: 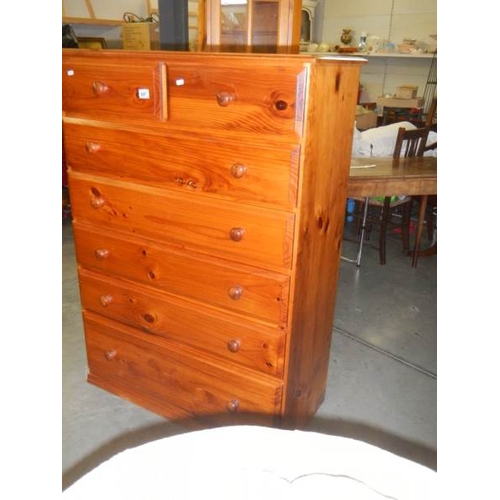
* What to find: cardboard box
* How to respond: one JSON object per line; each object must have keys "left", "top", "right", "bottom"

{"left": 396, "top": 85, "right": 418, "bottom": 99}
{"left": 355, "top": 110, "right": 378, "bottom": 130}
{"left": 122, "top": 22, "right": 160, "bottom": 50}
{"left": 377, "top": 96, "right": 424, "bottom": 109}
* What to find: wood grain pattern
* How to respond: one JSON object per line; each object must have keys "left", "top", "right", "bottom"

{"left": 69, "top": 173, "right": 295, "bottom": 270}
{"left": 79, "top": 268, "right": 286, "bottom": 375}
{"left": 281, "top": 61, "right": 363, "bottom": 427}
{"left": 73, "top": 222, "right": 290, "bottom": 326}
{"left": 347, "top": 156, "right": 437, "bottom": 197}
{"left": 63, "top": 122, "right": 300, "bottom": 209}
{"left": 62, "top": 49, "right": 365, "bottom": 429}
{"left": 84, "top": 311, "right": 283, "bottom": 421}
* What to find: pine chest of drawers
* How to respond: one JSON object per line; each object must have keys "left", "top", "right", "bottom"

{"left": 62, "top": 49, "right": 364, "bottom": 429}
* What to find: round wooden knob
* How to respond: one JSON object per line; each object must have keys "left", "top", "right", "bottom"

{"left": 229, "top": 227, "right": 245, "bottom": 242}
{"left": 92, "top": 81, "right": 109, "bottom": 96}
{"left": 90, "top": 197, "right": 104, "bottom": 209}
{"left": 216, "top": 91, "right": 235, "bottom": 107}
{"left": 227, "top": 339, "right": 241, "bottom": 353}
{"left": 85, "top": 142, "right": 101, "bottom": 154}
{"left": 104, "top": 349, "right": 117, "bottom": 360}
{"left": 226, "top": 399, "right": 239, "bottom": 413}
{"left": 95, "top": 248, "right": 110, "bottom": 260}
{"left": 228, "top": 286, "right": 243, "bottom": 300}
{"left": 99, "top": 294, "right": 113, "bottom": 306}
{"left": 230, "top": 163, "right": 247, "bottom": 179}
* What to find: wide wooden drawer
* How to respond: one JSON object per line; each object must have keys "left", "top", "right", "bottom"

{"left": 74, "top": 223, "right": 290, "bottom": 326}
{"left": 63, "top": 122, "right": 300, "bottom": 210}
{"left": 62, "top": 59, "right": 166, "bottom": 123}
{"left": 62, "top": 53, "right": 306, "bottom": 138}
{"left": 69, "top": 173, "right": 295, "bottom": 270}
{"left": 79, "top": 268, "right": 285, "bottom": 376}
{"left": 84, "top": 311, "right": 283, "bottom": 422}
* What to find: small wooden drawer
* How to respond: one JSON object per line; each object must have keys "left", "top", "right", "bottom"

{"left": 74, "top": 223, "right": 290, "bottom": 327}
{"left": 84, "top": 311, "right": 283, "bottom": 421}
{"left": 62, "top": 59, "right": 167, "bottom": 123}
{"left": 63, "top": 122, "right": 300, "bottom": 210}
{"left": 79, "top": 268, "right": 285, "bottom": 376}
{"left": 69, "top": 173, "right": 295, "bottom": 270}
{"left": 163, "top": 59, "right": 305, "bottom": 138}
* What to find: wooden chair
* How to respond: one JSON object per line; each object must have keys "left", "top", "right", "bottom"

{"left": 351, "top": 126, "right": 430, "bottom": 266}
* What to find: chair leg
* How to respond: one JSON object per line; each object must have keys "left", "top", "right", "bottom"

{"left": 401, "top": 201, "right": 411, "bottom": 254}
{"left": 425, "top": 195, "right": 437, "bottom": 241}
{"left": 378, "top": 197, "right": 391, "bottom": 265}
{"left": 412, "top": 194, "right": 428, "bottom": 267}
{"left": 355, "top": 197, "right": 370, "bottom": 266}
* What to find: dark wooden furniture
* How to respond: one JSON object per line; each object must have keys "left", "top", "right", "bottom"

{"left": 347, "top": 156, "right": 437, "bottom": 267}
{"left": 348, "top": 157, "right": 437, "bottom": 197}
{"left": 62, "top": 49, "right": 364, "bottom": 429}
{"left": 349, "top": 126, "right": 430, "bottom": 266}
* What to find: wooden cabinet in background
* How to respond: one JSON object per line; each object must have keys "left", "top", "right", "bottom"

{"left": 62, "top": 48, "right": 364, "bottom": 429}
{"left": 201, "top": 0, "right": 302, "bottom": 53}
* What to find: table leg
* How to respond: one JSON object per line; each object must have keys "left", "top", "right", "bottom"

{"left": 411, "top": 194, "right": 428, "bottom": 267}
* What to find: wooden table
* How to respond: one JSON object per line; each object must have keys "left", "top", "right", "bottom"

{"left": 347, "top": 156, "right": 437, "bottom": 267}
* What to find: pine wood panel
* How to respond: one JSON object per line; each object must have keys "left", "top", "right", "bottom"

{"left": 73, "top": 223, "right": 290, "bottom": 326}
{"left": 69, "top": 173, "right": 295, "bottom": 270}
{"left": 281, "top": 61, "right": 363, "bottom": 427}
{"left": 62, "top": 58, "right": 167, "bottom": 122}
{"left": 84, "top": 311, "right": 283, "bottom": 421}
{"left": 79, "top": 268, "right": 286, "bottom": 376}
{"left": 62, "top": 51, "right": 305, "bottom": 137}
{"left": 63, "top": 122, "right": 300, "bottom": 209}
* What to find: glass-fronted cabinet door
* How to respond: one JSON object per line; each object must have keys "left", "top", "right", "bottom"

{"left": 202, "top": 0, "right": 301, "bottom": 53}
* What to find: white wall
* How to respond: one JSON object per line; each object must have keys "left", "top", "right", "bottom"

{"left": 63, "top": 0, "right": 437, "bottom": 100}
{"left": 313, "top": 0, "right": 437, "bottom": 103}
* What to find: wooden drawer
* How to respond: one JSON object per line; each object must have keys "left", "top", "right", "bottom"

{"left": 69, "top": 173, "right": 295, "bottom": 270}
{"left": 163, "top": 59, "right": 305, "bottom": 137}
{"left": 79, "top": 268, "right": 285, "bottom": 376}
{"left": 63, "top": 122, "right": 300, "bottom": 210}
{"left": 62, "top": 53, "right": 306, "bottom": 138}
{"left": 62, "top": 59, "right": 166, "bottom": 123}
{"left": 74, "top": 223, "right": 290, "bottom": 326}
{"left": 84, "top": 311, "right": 283, "bottom": 422}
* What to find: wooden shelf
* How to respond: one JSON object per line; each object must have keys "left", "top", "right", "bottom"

{"left": 63, "top": 17, "right": 123, "bottom": 26}
{"left": 302, "top": 51, "right": 437, "bottom": 59}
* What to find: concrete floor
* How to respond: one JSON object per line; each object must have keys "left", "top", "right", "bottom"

{"left": 62, "top": 216, "right": 436, "bottom": 490}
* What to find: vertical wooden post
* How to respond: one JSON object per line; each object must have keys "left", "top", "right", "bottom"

{"left": 84, "top": 0, "right": 96, "bottom": 19}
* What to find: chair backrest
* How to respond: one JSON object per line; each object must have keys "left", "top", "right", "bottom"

{"left": 393, "top": 126, "right": 430, "bottom": 158}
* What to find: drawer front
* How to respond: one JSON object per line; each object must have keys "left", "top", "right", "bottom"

{"left": 84, "top": 312, "right": 283, "bottom": 420}
{"left": 62, "top": 59, "right": 167, "bottom": 123}
{"left": 74, "top": 224, "right": 290, "bottom": 326}
{"left": 63, "top": 122, "right": 300, "bottom": 209}
{"left": 69, "top": 174, "right": 295, "bottom": 270}
{"left": 163, "top": 61, "right": 305, "bottom": 137}
{"left": 79, "top": 268, "right": 285, "bottom": 376}
{"left": 62, "top": 54, "right": 306, "bottom": 137}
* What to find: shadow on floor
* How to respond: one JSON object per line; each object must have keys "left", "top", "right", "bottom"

{"left": 63, "top": 415, "right": 436, "bottom": 491}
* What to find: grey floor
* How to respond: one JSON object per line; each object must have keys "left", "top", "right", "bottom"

{"left": 62, "top": 215, "right": 436, "bottom": 490}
